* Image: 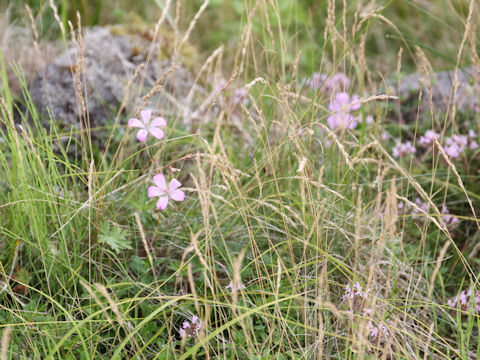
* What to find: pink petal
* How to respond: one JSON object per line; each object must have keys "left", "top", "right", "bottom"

{"left": 327, "top": 115, "right": 337, "bottom": 130}
{"left": 141, "top": 109, "right": 152, "bottom": 124}
{"left": 128, "top": 118, "right": 144, "bottom": 128}
{"left": 349, "top": 94, "right": 361, "bottom": 111}
{"left": 150, "top": 117, "right": 167, "bottom": 127}
{"left": 169, "top": 178, "right": 182, "bottom": 190}
{"left": 147, "top": 186, "right": 164, "bottom": 198}
{"left": 170, "top": 189, "right": 185, "bottom": 202}
{"left": 148, "top": 127, "right": 165, "bottom": 140}
{"left": 136, "top": 129, "right": 148, "bottom": 142}
{"left": 156, "top": 196, "right": 169, "bottom": 210}
{"left": 345, "top": 114, "right": 357, "bottom": 129}
{"left": 152, "top": 174, "right": 168, "bottom": 192}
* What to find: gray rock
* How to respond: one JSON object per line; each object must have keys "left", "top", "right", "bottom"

{"left": 28, "top": 27, "right": 211, "bottom": 143}
{"left": 394, "top": 66, "right": 480, "bottom": 119}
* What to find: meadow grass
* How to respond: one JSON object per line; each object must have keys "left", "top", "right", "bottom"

{"left": 0, "top": 0, "right": 480, "bottom": 358}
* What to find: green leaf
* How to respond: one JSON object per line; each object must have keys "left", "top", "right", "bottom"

{"left": 98, "top": 223, "right": 132, "bottom": 253}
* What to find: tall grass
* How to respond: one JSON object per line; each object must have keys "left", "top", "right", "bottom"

{"left": 0, "top": 0, "right": 479, "bottom": 358}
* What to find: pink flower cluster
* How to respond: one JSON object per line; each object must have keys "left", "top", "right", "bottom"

{"left": 179, "top": 315, "right": 202, "bottom": 339}
{"left": 327, "top": 92, "right": 361, "bottom": 130}
{"left": 398, "top": 198, "right": 428, "bottom": 219}
{"left": 342, "top": 284, "right": 389, "bottom": 341}
{"left": 441, "top": 205, "right": 460, "bottom": 227}
{"left": 342, "top": 282, "right": 368, "bottom": 302}
{"left": 392, "top": 141, "right": 416, "bottom": 158}
{"left": 447, "top": 287, "right": 480, "bottom": 312}
{"left": 415, "top": 129, "right": 478, "bottom": 159}
{"left": 392, "top": 129, "right": 478, "bottom": 160}
{"left": 443, "top": 131, "right": 478, "bottom": 159}
{"left": 306, "top": 72, "right": 350, "bottom": 93}
{"left": 418, "top": 130, "right": 440, "bottom": 147}
{"left": 304, "top": 72, "right": 375, "bottom": 131}
{"left": 367, "top": 321, "right": 389, "bottom": 340}
{"left": 398, "top": 199, "right": 460, "bottom": 227}
{"left": 233, "top": 88, "right": 249, "bottom": 106}
{"left": 127, "top": 108, "right": 186, "bottom": 211}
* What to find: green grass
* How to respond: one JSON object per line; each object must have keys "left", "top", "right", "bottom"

{"left": 0, "top": 0, "right": 480, "bottom": 358}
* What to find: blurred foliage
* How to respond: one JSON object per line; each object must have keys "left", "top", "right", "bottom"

{"left": 3, "top": 0, "right": 477, "bottom": 75}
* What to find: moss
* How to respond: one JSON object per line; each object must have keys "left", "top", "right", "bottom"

{"left": 108, "top": 13, "right": 199, "bottom": 71}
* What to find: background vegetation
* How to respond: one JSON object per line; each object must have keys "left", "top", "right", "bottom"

{"left": 0, "top": 0, "right": 479, "bottom": 358}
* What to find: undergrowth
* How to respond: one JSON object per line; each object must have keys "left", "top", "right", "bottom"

{"left": 0, "top": 0, "right": 480, "bottom": 359}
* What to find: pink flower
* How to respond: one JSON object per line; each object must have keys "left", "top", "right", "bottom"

{"left": 305, "top": 72, "right": 325, "bottom": 90}
{"left": 363, "top": 308, "right": 373, "bottom": 315}
{"left": 128, "top": 109, "right": 167, "bottom": 142}
{"left": 306, "top": 72, "right": 350, "bottom": 93}
{"left": 442, "top": 132, "right": 478, "bottom": 158}
{"left": 233, "top": 88, "right": 249, "bottom": 106}
{"left": 447, "top": 296, "right": 458, "bottom": 308}
{"left": 226, "top": 281, "right": 246, "bottom": 293}
{"left": 147, "top": 174, "right": 185, "bottom": 210}
{"left": 443, "top": 141, "right": 462, "bottom": 158}
{"left": 368, "top": 322, "right": 379, "bottom": 338}
{"left": 327, "top": 92, "right": 361, "bottom": 130}
{"left": 214, "top": 79, "right": 227, "bottom": 94}
{"left": 342, "top": 282, "right": 368, "bottom": 302}
{"left": 441, "top": 205, "right": 460, "bottom": 227}
{"left": 342, "top": 284, "right": 354, "bottom": 301}
{"left": 468, "top": 130, "right": 478, "bottom": 150}
{"left": 353, "top": 282, "right": 368, "bottom": 299}
{"left": 392, "top": 141, "right": 416, "bottom": 158}
{"left": 447, "top": 287, "right": 480, "bottom": 313}
{"left": 415, "top": 197, "right": 428, "bottom": 213}
{"left": 418, "top": 130, "right": 440, "bottom": 147}
{"left": 329, "top": 92, "right": 360, "bottom": 112}
{"left": 330, "top": 73, "right": 350, "bottom": 92}
{"left": 179, "top": 316, "right": 202, "bottom": 338}
{"left": 367, "top": 321, "right": 389, "bottom": 339}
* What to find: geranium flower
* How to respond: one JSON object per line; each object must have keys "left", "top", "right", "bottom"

{"left": 147, "top": 173, "right": 185, "bottom": 210}
{"left": 128, "top": 109, "right": 167, "bottom": 142}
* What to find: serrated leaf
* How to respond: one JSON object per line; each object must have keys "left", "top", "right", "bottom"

{"left": 98, "top": 223, "right": 132, "bottom": 253}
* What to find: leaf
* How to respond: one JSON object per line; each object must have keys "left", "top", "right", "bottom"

{"left": 98, "top": 223, "right": 132, "bottom": 253}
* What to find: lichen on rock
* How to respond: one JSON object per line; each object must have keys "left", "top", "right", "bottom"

{"left": 28, "top": 25, "right": 214, "bottom": 146}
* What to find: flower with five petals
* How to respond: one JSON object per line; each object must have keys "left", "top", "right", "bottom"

{"left": 147, "top": 173, "right": 185, "bottom": 210}
{"left": 128, "top": 109, "right": 167, "bottom": 142}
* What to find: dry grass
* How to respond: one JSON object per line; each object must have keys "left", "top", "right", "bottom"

{"left": 0, "top": 0, "right": 479, "bottom": 359}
